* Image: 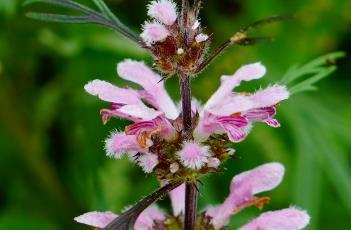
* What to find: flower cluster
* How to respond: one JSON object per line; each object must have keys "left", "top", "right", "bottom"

{"left": 84, "top": 60, "right": 288, "bottom": 181}
{"left": 141, "top": 0, "right": 210, "bottom": 75}
{"left": 75, "top": 163, "right": 310, "bottom": 229}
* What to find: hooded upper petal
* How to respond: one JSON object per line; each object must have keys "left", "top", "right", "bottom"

{"left": 238, "top": 207, "right": 310, "bottom": 230}
{"left": 117, "top": 60, "right": 179, "bottom": 119}
{"left": 204, "top": 63, "right": 266, "bottom": 111}
{"left": 85, "top": 79, "right": 140, "bottom": 105}
{"left": 206, "top": 162, "right": 285, "bottom": 229}
{"left": 250, "top": 85, "right": 289, "bottom": 109}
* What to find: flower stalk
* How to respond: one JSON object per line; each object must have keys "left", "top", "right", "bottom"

{"left": 179, "top": 74, "right": 198, "bottom": 230}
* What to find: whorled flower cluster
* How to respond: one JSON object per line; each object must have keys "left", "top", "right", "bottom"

{"left": 141, "top": 0, "right": 210, "bottom": 75}
{"left": 84, "top": 59, "right": 288, "bottom": 180}
{"left": 75, "top": 163, "right": 310, "bottom": 229}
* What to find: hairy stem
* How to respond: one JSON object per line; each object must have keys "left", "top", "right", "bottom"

{"left": 179, "top": 74, "right": 198, "bottom": 230}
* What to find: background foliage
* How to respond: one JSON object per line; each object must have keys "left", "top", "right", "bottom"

{"left": 0, "top": 0, "right": 350, "bottom": 229}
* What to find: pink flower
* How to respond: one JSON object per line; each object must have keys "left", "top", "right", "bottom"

{"left": 177, "top": 142, "right": 210, "bottom": 170}
{"left": 86, "top": 59, "right": 289, "bottom": 176}
{"left": 206, "top": 162, "right": 285, "bottom": 229}
{"left": 105, "top": 131, "right": 149, "bottom": 159}
{"left": 204, "top": 162, "right": 310, "bottom": 229}
{"left": 138, "top": 153, "right": 159, "bottom": 173}
{"left": 147, "top": 0, "right": 178, "bottom": 26}
{"left": 194, "top": 63, "right": 289, "bottom": 142}
{"left": 74, "top": 206, "right": 165, "bottom": 230}
{"left": 239, "top": 207, "right": 310, "bottom": 230}
{"left": 141, "top": 21, "right": 170, "bottom": 46}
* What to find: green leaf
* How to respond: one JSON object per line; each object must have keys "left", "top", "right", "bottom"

{"left": 23, "top": 0, "right": 94, "bottom": 15}
{"left": 280, "top": 52, "right": 346, "bottom": 95}
{"left": 26, "top": 12, "right": 91, "bottom": 23}
{"left": 92, "top": 0, "right": 117, "bottom": 21}
{"left": 288, "top": 66, "right": 336, "bottom": 95}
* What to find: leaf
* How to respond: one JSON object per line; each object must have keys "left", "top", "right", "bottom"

{"left": 23, "top": 0, "right": 94, "bottom": 15}
{"left": 280, "top": 52, "right": 346, "bottom": 95}
{"left": 26, "top": 12, "right": 92, "bottom": 23}
{"left": 288, "top": 66, "right": 336, "bottom": 95}
{"left": 92, "top": 0, "right": 118, "bottom": 21}
{"left": 23, "top": 0, "right": 142, "bottom": 45}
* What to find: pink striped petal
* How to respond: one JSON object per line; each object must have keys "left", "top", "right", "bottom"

{"left": 125, "top": 116, "right": 176, "bottom": 139}
{"left": 207, "top": 163, "right": 285, "bottom": 229}
{"left": 147, "top": 0, "right": 178, "bottom": 25}
{"left": 239, "top": 207, "right": 310, "bottom": 230}
{"left": 74, "top": 211, "right": 117, "bottom": 228}
{"left": 204, "top": 63, "right": 266, "bottom": 111}
{"left": 194, "top": 112, "right": 249, "bottom": 142}
{"left": 141, "top": 21, "right": 170, "bottom": 45}
{"left": 105, "top": 132, "right": 146, "bottom": 158}
{"left": 117, "top": 60, "right": 178, "bottom": 119}
{"left": 250, "top": 85, "right": 289, "bottom": 108}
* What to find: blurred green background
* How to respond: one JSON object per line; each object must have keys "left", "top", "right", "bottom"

{"left": 0, "top": 0, "right": 350, "bottom": 229}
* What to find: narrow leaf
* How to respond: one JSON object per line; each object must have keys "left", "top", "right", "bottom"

{"left": 26, "top": 12, "right": 91, "bottom": 23}
{"left": 23, "top": 0, "right": 95, "bottom": 15}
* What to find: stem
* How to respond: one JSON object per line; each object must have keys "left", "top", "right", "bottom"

{"left": 179, "top": 74, "right": 198, "bottom": 230}
{"left": 180, "top": 76, "right": 192, "bottom": 138}
{"left": 185, "top": 182, "right": 198, "bottom": 229}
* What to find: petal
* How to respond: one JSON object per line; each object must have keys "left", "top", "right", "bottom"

{"left": 238, "top": 207, "right": 310, "bottom": 230}
{"left": 118, "top": 104, "right": 163, "bottom": 121}
{"left": 138, "top": 153, "right": 159, "bottom": 173}
{"left": 117, "top": 60, "right": 178, "bottom": 119}
{"left": 219, "top": 119, "right": 249, "bottom": 143}
{"left": 177, "top": 142, "right": 210, "bottom": 170}
{"left": 84, "top": 79, "right": 140, "bottom": 105}
{"left": 125, "top": 116, "right": 177, "bottom": 139}
{"left": 195, "top": 33, "right": 209, "bottom": 43}
{"left": 207, "top": 157, "right": 221, "bottom": 168}
{"left": 105, "top": 132, "right": 145, "bottom": 158}
{"left": 135, "top": 206, "right": 166, "bottom": 230}
{"left": 74, "top": 211, "right": 117, "bottom": 228}
{"left": 141, "top": 21, "right": 170, "bottom": 45}
{"left": 250, "top": 85, "right": 290, "bottom": 108}
{"left": 169, "top": 183, "right": 185, "bottom": 216}
{"left": 204, "top": 63, "right": 266, "bottom": 111}
{"left": 231, "top": 162, "right": 285, "bottom": 195}
{"left": 147, "top": 0, "right": 178, "bottom": 25}
{"left": 194, "top": 112, "right": 249, "bottom": 142}
{"left": 207, "top": 95, "right": 254, "bottom": 116}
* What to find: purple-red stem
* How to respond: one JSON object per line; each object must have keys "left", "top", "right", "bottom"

{"left": 180, "top": 75, "right": 198, "bottom": 230}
